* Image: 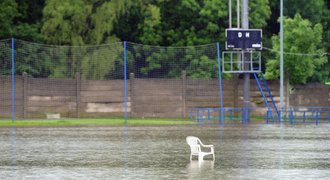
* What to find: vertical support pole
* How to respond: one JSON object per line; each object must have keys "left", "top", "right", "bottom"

{"left": 280, "top": 0, "right": 284, "bottom": 117}
{"left": 217, "top": 43, "right": 223, "bottom": 121}
{"left": 303, "top": 111, "right": 306, "bottom": 123}
{"left": 201, "top": 109, "right": 204, "bottom": 122}
{"left": 250, "top": 51, "right": 253, "bottom": 71}
{"left": 129, "top": 73, "right": 135, "bottom": 117}
{"left": 246, "top": 108, "right": 249, "bottom": 124}
{"left": 230, "top": 53, "right": 233, "bottom": 71}
{"left": 242, "top": 0, "right": 250, "bottom": 123}
{"left": 237, "top": 0, "right": 240, "bottom": 28}
{"left": 229, "top": 0, "right": 232, "bottom": 28}
{"left": 266, "top": 111, "right": 269, "bottom": 124}
{"left": 278, "top": 111, "right": 282, "bottom": 123}
{"left": 196, "top": 110, "right": 199, "bottom": 122}
{"left": 241, "top": 108, "right": 244, "bottom": 124}
{"left": 11, "top": 38, "right": 15, "bottom": 122}
{"left": 23, "top": 72, "right": 28, "bottom": 119}
{"left": 123, "top": 41, "right": 128, "bottom": 124}
{"left": 233, "top": 75, "right": 239, "bottom": 117}
{"left": 289, "top": 110, "right": 293, "bottom": 125}
{"left": 315, "top": 111, "right": 318, "bottom": 125}
{"left": 327, "top": 112, "right": 330, "bottom": 123}
{"left": 218, "top": 108, "right": 224, "bottom": 125}
{"left": 181, "top": 71, "right": 187, "bottom": 118}
{"left": 76, "top": 72, "right": 81, "bottom": 118}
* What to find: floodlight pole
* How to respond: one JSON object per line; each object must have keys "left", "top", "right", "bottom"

{"left": 242, "top": 0, "right": 250, "bottom": 122}
{"left": 229, "top": 0, "right": 232, "bottom": 28}
{"left": 280, "top": 0, "right": 284, "bottom": 115}
{"left": 237, "top": 0, "right": 240, "bottom": 28}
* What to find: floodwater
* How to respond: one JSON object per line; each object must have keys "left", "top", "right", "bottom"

{"left": 0, "top": 124, "right": 329, "bottom": 179}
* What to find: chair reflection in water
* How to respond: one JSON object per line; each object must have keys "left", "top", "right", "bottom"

{"left": 186, "top": 136, "right": 215, "bottom": 161}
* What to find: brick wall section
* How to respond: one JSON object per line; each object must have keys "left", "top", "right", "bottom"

{"left": 27, "top": 78, "right": 77, "bottom": 118}
{"left": 0, "top": 75, "right": 328, "bottom": 118}
{"left": 0, "top": 76, "right": 24, "bottom": 117}
{"left": 80, "top": 79, "right": 127, "bottom": 117}
{"left": 289, "top": 83, "right": 330, "bottom": 107}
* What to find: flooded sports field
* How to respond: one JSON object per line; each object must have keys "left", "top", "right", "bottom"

{"left": 0, "top": 124, "right": 329, "bottom": 179}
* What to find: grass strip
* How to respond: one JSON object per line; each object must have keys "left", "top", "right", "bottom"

{"left": 0, "top": 118, "right": 195, "bottom": 127}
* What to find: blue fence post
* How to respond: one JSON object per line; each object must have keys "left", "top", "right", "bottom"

{"left": 328, "top": 112, "right": 330, "bottom": 123}
{"left": 196, "top": 110, "right": 200, "bottom": 122}
{"left": 201, "top": 109, "right": 205, "bottom": 124}
{"left": 123, "top": 41, "right": 127, "bottom": 124}
{"left": 216, "top": 43, "right": 223, "bottom": 122}
{"left": 248, "top": 109, "right": 250, "bottom": 124}
{"left": 289, "top": 110, "right": 293, "bottom": 125}
{"left": 315, "top": 111, "right": 318, "bottom": 125}
{"left": 11, "top": 38, "right": 15, "bottom": 123}
{"left": 241, "top": 108, "right": 244, "bottom": 124}
{"left": 266, "top": 111, "right": 269, "bottom": 124}
{"left": 241, "top": 108, "right": 248, "bottom": 125}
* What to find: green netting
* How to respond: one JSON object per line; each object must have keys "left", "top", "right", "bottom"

{"left": 126, "top": 42, "right": 221, "bottom": 118}
{"left": 0, "top": 39, "right": 222, "bottom": 119}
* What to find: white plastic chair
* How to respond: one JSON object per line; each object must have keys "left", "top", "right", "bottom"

{"left": 186, "top": 136, "right": 215, "bottom": 161}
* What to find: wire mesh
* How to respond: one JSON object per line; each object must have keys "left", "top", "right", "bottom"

{"left": 1, "top": 39, "right": 223, "bottom": 119}
{"left": 0, "top": 39, "right": 12, "bottom": 118}
{"left": 126, "top": 42, "right": 220, "bottom": 118}
{"left": 3, "top": 39, "right": 124, "bottom": 119}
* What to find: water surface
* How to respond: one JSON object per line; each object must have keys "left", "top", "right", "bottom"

{"left": 0, "top": 124, "right": 329, "bottom": 179}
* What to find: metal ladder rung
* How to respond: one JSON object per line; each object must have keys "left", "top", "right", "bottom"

{"left": 254, "top": 73, "right": 279, "bottom": 120}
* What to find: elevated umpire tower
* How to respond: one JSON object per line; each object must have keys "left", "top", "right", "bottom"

{"left": 224, "top": 0, "right": 263, "bottom": 122}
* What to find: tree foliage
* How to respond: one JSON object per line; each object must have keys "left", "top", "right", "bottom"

{"left": 265, "top": 14, "right": 327, "bottom": 84}
{"left": 0, "top": 0, "right": 328, "bottom": 82}
{"left": 266, "top": 0, "right": 330, "bottom": 83}
{"left": 0, "top": 0, "right": 18, "bottom": 38}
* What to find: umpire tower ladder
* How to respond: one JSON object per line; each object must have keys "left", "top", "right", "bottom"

{"left": 253, "top": 73, "right": 279, "bottom": 121}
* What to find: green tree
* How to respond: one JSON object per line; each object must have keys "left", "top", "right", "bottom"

{"left": 283, "top": 0, "right": 330, "bottom": 83}
{"left": 138, "top": 4, "right": 162, "bottom": 45}
{"left": 249, "top": 0, "right": 271, "bottom": 28}
{"left": 0, "top": 0, "right": 18, "bottom": 38}
{"left": 81, "top": 43, "right": 123, "bottom": 80}
{"left": 14, "top": 41, "right": 52, "bottom": 77}
{"left": 159, "top": 0, "right": 227, "bottom": 46}
{"left": 265, "top": 14, "right": 327, "bottom": 84}
{"left": 41, "top": 0, "right": 134, "bottom": 78}
{"left": 41, "top": 0, "right": 145, "bottom": 45}
{"left": 13, "top": 0, "right": 45, "bottom": 42}
{"left": 159, "top": 0, "right": 270, "bottom": 46}
{"left": 266, "top": 0, "right": 330, "bottom": 83}
{"left": 186, "top": 55, "right": 218, "bottom": 79}
{"left": 0, "top": 40, "right": 12, "bottom": 75}
{"left": 133, "top": 0, "right": 270, "bottom": 79}
{"left": 41, "top": 0, "right": 89, "bottom": 45}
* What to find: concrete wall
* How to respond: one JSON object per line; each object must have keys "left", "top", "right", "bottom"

{"left": 0, "top": 74, "right": 328, "bottom": 118}
{"left": 289, "top": 83, "right": 330, "bottom": 107}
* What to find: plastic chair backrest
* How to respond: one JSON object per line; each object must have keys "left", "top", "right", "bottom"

{"left": 186, "top": 136, "right": 201, "bottom": 154}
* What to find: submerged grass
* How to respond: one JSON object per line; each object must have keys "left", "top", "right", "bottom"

{"left": 0, "top": 118, "right": 195, "bottom": 127}
{"left": 0, "top": 115, "right": 268, "bottom": 127}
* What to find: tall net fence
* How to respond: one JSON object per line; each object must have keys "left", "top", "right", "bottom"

{"left": 126, "top": 43, "right": 221, "bottom": 118}
{"left": 1, "top": 39, "right": 124, "bottom": 119}
{"left": 0, "top": 39, "right": 12, "bottom": 118}
{"left": 0, "top": 39, "right": 222, "bottom": 119}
